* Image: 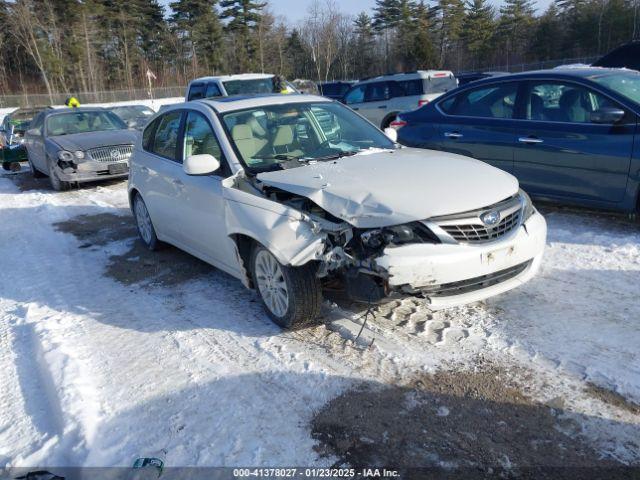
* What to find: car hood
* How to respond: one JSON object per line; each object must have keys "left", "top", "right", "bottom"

{"left": 50, "top": 129, "right": 137, "bottom": 151}
{"left": 256, "top": 147, "right": 519, "bottom": 228}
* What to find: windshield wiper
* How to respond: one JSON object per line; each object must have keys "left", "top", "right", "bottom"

{"left": 308, "top": 150, "right": 360, "bottom": 162}
{"left": 253, "top": 154, "right": 305, "bottom": 162}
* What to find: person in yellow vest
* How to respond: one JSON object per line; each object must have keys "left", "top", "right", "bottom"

{"left": 272, "top": 76, "right": 292, "bottom": 94}
{"left": 65, "top": 96, "right": 81, "bottom": 108}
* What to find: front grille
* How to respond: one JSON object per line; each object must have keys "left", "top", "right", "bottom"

{"left": 441, "top": 209, "right": 521, "bottom": 243}
{"left": 421, "top": 260, "right": 532, "bottom": 297}
{"left": 88, "top": 144, "right": 133, "bottom": 163}
{"left": 430, "top": 195, "right": 523, "bottom": 244}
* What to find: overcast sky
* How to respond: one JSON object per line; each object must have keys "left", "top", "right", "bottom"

{"left": 161, "top": 0, "right": 555, "bottom": 23}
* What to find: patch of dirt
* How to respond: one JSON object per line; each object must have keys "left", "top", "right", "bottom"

{"left": 312, "top": 366, "right": 635, "bottom": 478}
{"left": 11, "top": 171, "right": 50, "bottom": 192}
{"left": 55, "top": 212, "right": 213, "bottom": 287}
{"left": 54, "top": 213, "right": 136, "bottom": 246}
{"left": 585, "top": 383, "right": 640, "bottom": 415}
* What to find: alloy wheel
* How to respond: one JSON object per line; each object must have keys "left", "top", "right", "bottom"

{"left": 254, "top": 249, "right": 289, "bottom": 318}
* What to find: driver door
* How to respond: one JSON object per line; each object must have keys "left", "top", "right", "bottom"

{"left": 25, "top": 112, "right": 47, "bottom": 171}
{"left": 172, "top": 110, "right": 239, "bottom": 273}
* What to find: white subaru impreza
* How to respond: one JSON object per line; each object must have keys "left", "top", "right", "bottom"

{"left": 128, "top": 94, "right": 547, "bottom": 328}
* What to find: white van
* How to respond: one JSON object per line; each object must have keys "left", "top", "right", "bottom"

{"left": 342, "top": 70, "right": 458, "bottom": 128}
{"left": 185, "top": 74, "right": 296, "bottom": 101}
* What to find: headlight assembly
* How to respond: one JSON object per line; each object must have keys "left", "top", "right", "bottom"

{"left": 57, "top": 150, "right": 74, "bottom": 162}
{"left": 74, "top": 150, "right": 85, "bottom": 161}
{"left": 519, "top": 189, "right": 536, "bottom": 222}
{"left": 360, "top": 222, "right": 439, "bottom": 248}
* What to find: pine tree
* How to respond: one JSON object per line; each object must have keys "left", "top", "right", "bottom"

{"left": 411, "top": 0, "right": 438, "bottom": 69}
{"left": 437, "top": 0, "right": 466, "bottom": 67}
{"left": 498, "top": 0, "right": 536, "bottom": 65}
{"left": 529, "top": 4, "right": 564, "bottom": 60}
{"left": 353, "top": 12, "right": 377, "bottom": 77}
{"left": 220, "top": 0, "right": 267, "bottom": 71}
{"left": 171, "top": 0, "right": 224, "bottom": 76}
{"left": 373, "top": 0, "right": 402, "bottom": 70}
{"left": 461, "top": 0, "right": 495, "bottom": 68}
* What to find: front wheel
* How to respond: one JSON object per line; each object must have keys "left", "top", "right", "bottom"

{"left": 48, "top": 159, "right": 70, "bottom": 191}
{"left": 251, "top": 245, "right": 322, "bottom": 329}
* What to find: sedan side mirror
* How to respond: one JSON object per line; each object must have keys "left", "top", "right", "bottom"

{"left": 591, "top": 107, "right": 625, "bottom": 124}
{"left": 384, "top": 127, "right": 398, "bottom": 143}
{"left": 184, "top": 154, "right": 220, "bottom": 175}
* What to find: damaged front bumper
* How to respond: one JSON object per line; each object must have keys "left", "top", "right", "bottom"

{"left": 54, "top": 159, "right": 129, "bottom": 183}
{"left": 374, "top": 212, "right": 547, "bottom": 309}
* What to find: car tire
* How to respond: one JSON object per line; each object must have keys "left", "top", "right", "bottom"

{"left": 28, "top": 157, "right": 45, "bottom": 178}
{"left": 381, "top": 113, "right": 399, "bottom": 129}
{"left": 133, "top": 193, "right": 160, "bottom": 251}
{"left": 47, "top": 159, "right": 70, "bottom": 191}
{"left": 251, "top": 245, "right": 322, "bottom": 329}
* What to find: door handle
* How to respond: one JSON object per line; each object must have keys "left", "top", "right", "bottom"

{"left": 518, "top": 136, "right": 544, "bottom": 144}
{"left": 444, "top": 132, "right": 463, "bottom": 139}
{"left": 378, "top": 105, "right": 387, "bottom": 109}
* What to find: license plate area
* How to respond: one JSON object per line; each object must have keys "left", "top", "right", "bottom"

{"left": 108, "top": 163, "right": 129, "bottom": 175}
{"left": 482, "top": 245, "right": 516, "bottom": 265}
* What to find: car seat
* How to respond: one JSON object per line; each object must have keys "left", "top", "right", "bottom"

{"left": 232, "top": 124, "right": 267, "bottom": 162}
{"left": 558, "top": 89, "right": 591, "bottom": 123}
{"left": 272, "top": 125, "right": 303, "bottom": 157}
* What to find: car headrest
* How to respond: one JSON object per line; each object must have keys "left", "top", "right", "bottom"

{"left": 232, "top": 124, "right": 253, "bottom": 141}
{"left": 273, "top": 125, "right": 294, "bottom": 147}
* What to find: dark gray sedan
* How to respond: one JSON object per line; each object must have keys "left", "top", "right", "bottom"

{"left": 24, "top": 108, "right": 137, "bottom": 191}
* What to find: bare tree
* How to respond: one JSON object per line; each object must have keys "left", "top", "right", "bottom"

{"left": 301, "top": 0, "right": 347, "bottom": 81}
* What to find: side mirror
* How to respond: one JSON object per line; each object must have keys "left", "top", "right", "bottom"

{"left": 183, "top": 154, "right": 220, "bottom": 175}
{"left": 591, "top": 107, "right": 625, "bottom": 124}
{"left": 26, "top": 128, "right": 41, "bottom": 136}
{"left": 384, "top": 127, "right": 398, "bottom": 143}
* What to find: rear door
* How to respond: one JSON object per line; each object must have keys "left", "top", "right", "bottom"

{"left": 137, "top": 109, "right": 185, "bottom": 243}
{"left": 360, "top": 82, "right": 392, "bottom": 128}
{"left": 435, "top": 81, "right": 521, "bottom": 173}
{"left": 513, "top": 80, "right": 634, "bottom": 203}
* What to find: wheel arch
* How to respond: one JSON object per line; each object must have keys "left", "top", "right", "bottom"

{"left": 381, "top": 112, "right": 400, "bottom": 129}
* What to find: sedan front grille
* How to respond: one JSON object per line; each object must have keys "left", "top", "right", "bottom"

{"left": 429, "top": 194, "right": 524, "bottom": 244}
{"left": 88, "top": 145, "right": 133, "bottom": 163}
{"left": 441, "top": 209, "right": 521, "bottom": 243}
{"left": 420, "top": 260, "right": 532, "bottom": 297}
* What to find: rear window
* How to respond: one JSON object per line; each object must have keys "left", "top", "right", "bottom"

{"left": 188, "top": 83, "right": 206, "bottom": 101}
{"left": 222, "top": 78, "right": 274, "bottom": 96}
{"left": 425, "top": 75, "right": 457, "bottom": 94}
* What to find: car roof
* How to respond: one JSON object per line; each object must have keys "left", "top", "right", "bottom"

{"left": 189, "top": 73, "right": 275, "bottom": 84}
{"left": 462, "top": 67, "right": 639, "bottom": 87}
{"left": 42, "top": 107, "right": 108, "bottom": 117}
{"left": 196, "top": 93, "right": 332, "bottom": 113}
{"left": 357, "top": 70, "right": 455, "bottom": 84}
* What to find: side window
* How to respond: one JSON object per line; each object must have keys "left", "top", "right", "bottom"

{"left": 344, "top": 85, "right": 365, "bottom": 105}
{"left": 29, "top": 112, "right": 44, "bottom": 133}
{"left": 525, "top": 81, "right": 621, "bottom": 123}
{"left": 205, "top": 82, "right": 222, "bottom": 98}
{"left": 183, "top": 111, "right": 225, "bottom": 173}
{"left": 150, "top": 111, "right": 182, "bottom": 161}
{"left": 365, "top": 82, "right": 390, "bottom": 102}
{"left": 188, "top": 83, "right": 205, "bottom": 101}
{"left": 142, "top": 117, "right": 160, "bottom": 151}
{"left": 397, "top": 79, "right": 424, "bottom": 96}
{"left": 442, "top": 83, "right": 518, "bottom": 119}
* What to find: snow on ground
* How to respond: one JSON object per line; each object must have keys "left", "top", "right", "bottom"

{"left": 0, "top": 169, "right": 638, "bottom": 469}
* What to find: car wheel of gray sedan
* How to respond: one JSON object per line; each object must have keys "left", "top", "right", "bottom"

{"left": 251, "top": 245, "right": 322, "bottom": 329}
{"left": 48, "top": 159, "right": 70, "bottom": 191}
{"left": 28, "top": 156, "right": 45, "bottom": 178}
{"left": 133, "top": 193, "right": 159, "bottom": 251}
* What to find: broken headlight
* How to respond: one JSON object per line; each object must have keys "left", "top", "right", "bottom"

{"left": 519, "top": 189, "right": 536, "bottom": 222}
{"left": 58, "top": 150, "right": 75, "bottom": 162}
{"left": 361, "top": 222, "right": 438, "bottom": 248}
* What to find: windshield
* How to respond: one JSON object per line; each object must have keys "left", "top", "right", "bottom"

{"left": 222, "top": 101, "right": 396, "bottom": 173}
{"left": 46, "top": 111, "right": 126, "bottom": 136}
{"left": 112, "top": 106, "right": 154, "bottom": 121}
{"left": 320, "top": 83, "right": 351, "bottom": 96}
{"left": 591, "top": 71, "right": 640, "bottom": 104}
{"left": 222, "top": 78, "right": 275, "bottom": 96}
